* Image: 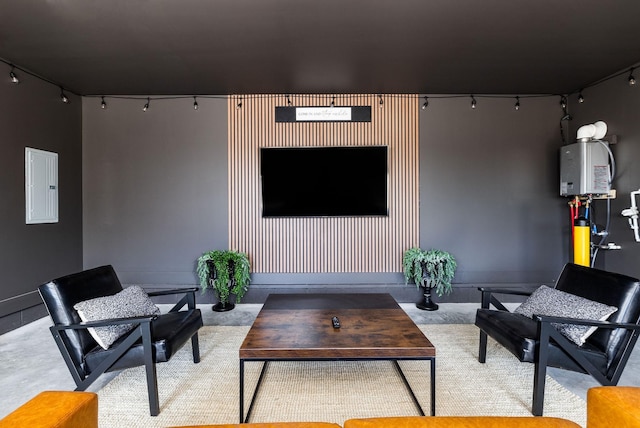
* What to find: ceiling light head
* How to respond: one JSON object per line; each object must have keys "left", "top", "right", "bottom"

{"left": 9, "top": 66, "right": 19, "bottom": 84}
{"left": 143, "top": 97, "right": 150, "bottom": 112}
{"left": 100, "top": 96, "right": 107, "bottom": 109}
{"left": 60, "top": 87, "right": 69, "bottom": 104}
{"left": 287, "top": 94, "right": 292, "bottom": 106}
{"left": 629, "top": 68, "right": 636, "bottom": 86}
{"left": 470, "top": 95, "right": 477, "bottom": 109}
{"left": 578, "top": 91, "right": 584, "bottom": 103}
{"left": 514, "top": 96, "right": 520, "bottom": 111}
{"left": 193, "top": 96, "right": 199, "bottom": 110}
{"left": 421, "top": 96, "right": 429, "bottom": 110}
{"left": 378, "top": 94, "right": 384, "bottom": 108}
{"left": 236, "top": 98, "right": 242, "bottom": 110}
{"left": 560, "top": 96, "right": 567, "bottom": 109}
{"left": 330, "top": 96, "right": 335, "bottom": 108}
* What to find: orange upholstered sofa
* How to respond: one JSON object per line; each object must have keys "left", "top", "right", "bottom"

{"left": 4, "top": 387, "right": 640, "bottom": 428}
{"left": 587, "top": 386, "right": 640, "bottom": 428}
{"left": 0, "top": 391, "right": 98, "bottom": 428}
{"left": 170, "top": 386, "right": 640, "bottom": 428}
{"left": 169, "top": 421, "right": 576, "bottom": 428}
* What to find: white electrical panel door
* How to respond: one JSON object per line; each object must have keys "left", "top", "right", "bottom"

{"left": 25, "top": 147, "right": 59, "bottom": 224}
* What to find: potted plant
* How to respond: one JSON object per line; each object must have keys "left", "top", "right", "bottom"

{"left": 196, "top": 250, "right": 251, "bottom": 312}
{"left": 402, "top": 247, "right": 457, "bottom": 311}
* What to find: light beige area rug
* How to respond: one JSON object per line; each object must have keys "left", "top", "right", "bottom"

{"left": 97, "top": 324, "right": 586, "bottom": 427}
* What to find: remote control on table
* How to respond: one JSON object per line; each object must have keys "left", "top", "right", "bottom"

{"left": 332, "top": 316, "right": 341, "bottom": 328}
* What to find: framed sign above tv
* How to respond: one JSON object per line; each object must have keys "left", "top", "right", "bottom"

{"left": 260, "top": 146, "right": 388, "bottom": 217}
{"left": 275, "top": 106, "right": 372, "bottom": 122}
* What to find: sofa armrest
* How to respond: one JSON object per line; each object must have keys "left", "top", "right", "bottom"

{"left": 0, "top": 391, "right": 98, "bottom": 428}
{"left": 587, "top": 386, "right": 640, "bottom": 428}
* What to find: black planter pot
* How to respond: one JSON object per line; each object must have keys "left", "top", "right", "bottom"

{"left": 212, "top": 301, "right": 235, "bottom": 312}
{"left": 416, "top": 285, "right": 439, "bottom": 311}
{"left": 206, "top": 260, "right": 236, "bottom": 312}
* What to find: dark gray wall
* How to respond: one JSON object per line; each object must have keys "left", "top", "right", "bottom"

{"left": 568, "top": 79, "right": 640, "bottom": 279}
{"left": 0, "top": 73, "right": 83, "bottom": 332}
{"left": 419, "top": 96, "right": 567, "bottom": 295}
{"left": 82, "top": 95, "right": 569, "bottom": 303}
{"left": 82, "top": 97, "right": 228, "bottom": 285}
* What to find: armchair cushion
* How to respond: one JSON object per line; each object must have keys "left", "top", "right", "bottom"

{"left": 74, "top": 285, "right": 161, "bottom": 349}
{"left": 514, "top": 285, "right": 617, "bottom": 346}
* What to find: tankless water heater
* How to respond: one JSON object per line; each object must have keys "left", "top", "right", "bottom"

{"left": 560, "top": 141, "right": 610, "bottom": 196}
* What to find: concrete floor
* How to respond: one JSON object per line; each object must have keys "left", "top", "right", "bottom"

{"left": 1, "top": 302, "right": 639, "bottom": 419}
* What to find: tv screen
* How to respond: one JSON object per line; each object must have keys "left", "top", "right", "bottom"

{"left": 260, "top": 146, "right": 388, "bottom": 217}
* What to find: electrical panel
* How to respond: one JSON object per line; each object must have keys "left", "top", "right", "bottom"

{"left": 25, "top": 147, "right": 58, "bottom": 224}
{"left": 560, "top": 141, "right": 610, "bottom": 196}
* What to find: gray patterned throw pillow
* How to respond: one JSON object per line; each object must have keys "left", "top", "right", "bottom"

{"left": 514, "top": 285, "right": 617, "bottom": 346}
{"left": 74, "top": 285, "right": 161, "bottom": 350}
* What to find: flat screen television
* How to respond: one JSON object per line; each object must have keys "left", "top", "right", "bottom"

{"left": 260, "top": 146, "right": 388, "bottom": 217}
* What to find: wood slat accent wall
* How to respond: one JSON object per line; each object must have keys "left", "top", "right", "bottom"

{"left": 228, "top": 94, "right": 419, "bottom": 273}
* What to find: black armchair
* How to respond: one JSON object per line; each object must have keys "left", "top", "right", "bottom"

{"left": 475, "top": 263, "right": 640, "bottom": 416}
{"left": 38, "top": 265, "right": 203, "bottom": 416}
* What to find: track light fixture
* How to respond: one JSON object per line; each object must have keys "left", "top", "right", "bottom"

{"left": 470, "top": 95, "right": 477, "bottom": 109}
{"left": 421, "top": 96, "right": 429, "bottom": 110}
{"left": 193, "top": 96, "right": 199, "bottom": 110}
{"left": 287, "top": 94, "right": 292, "bottom": 106}
{"left": 9, "top": 65, "right": 19, "bottom": 84}
{"left": 143, "top": 97, "right": 150, "bottom": 112}
{"left": 60, "top": 87, "right": 69, "bottom": 103}
{"left": 560, "top": 96, "right": 567, "bottom": 109}
{"left": 629, "top": 68, "right": 636, "bottom": 86}
{"left": 100, "top": 96, "right": 107, "bottom": 109}
{"left": 330, "top": 96, "right": 335, "bottom": 108}
{"left": 514, "top": 96, "right": 520, "bottom": 111}
{"left": 578, "top": 91, "right": 584, "bottom": 103}
{"left": 236, "top": 98, "right": 242, "bottom": 109}
{"left": 378, "top": 94, "right": 384, "bottom": 108}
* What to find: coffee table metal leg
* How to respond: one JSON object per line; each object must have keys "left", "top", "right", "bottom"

{"left": 393, "top": 359, "right": 435, "bottom": 417}
{"left": 430, "top": 357, "right": 436, "bottom": 416}
{"left": 239, "top": 359, "right": 245, "bottom": 423}
{"left": 240, "top": 360, "right": 270, "bottom": 423}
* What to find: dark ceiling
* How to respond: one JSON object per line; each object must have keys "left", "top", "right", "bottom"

{"left": 1, "top": 0, "right": 640, "bottom": 96}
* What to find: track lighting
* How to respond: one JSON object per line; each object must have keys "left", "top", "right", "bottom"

{"left": 287, "top": 94, "right": 292, "bottom": 106}
{"left": 471, "top": 95, "right": 477, "bottom": 109}
{"left": 514, "top": 96, "right": 520, "bottom": 111}
{"left": 378, "top": 94, "right": 384, "bottom": 108}
{"left": 143, "top": 97, "right": 150, "bottom": 112}
{"left": 330, "top": 96, "right": 335, "bottom": 108}
{"left": 421, "top": 96, "right": 429, "bottom": 110}
{"left": 560, "top": 96, "right": 567, "bottom": 109}
{"left": 193, "top": 96, "right": 199, "bottom": 110}
{"left": 578, "top": 91, "right": 584, "bottom": 103}
{"left": 629, "top": 68, "right": 636, "bottom": 86}
{"left": 236, "top": 98, "right": 242, "bottom": 109}
{"left": 100, "top": 96, "right": 107, "bottom": 109}
{"left": 60, "top": 87, "right": 69, "bottom": 103}
{"left": 9, "top": 65, "right": 19, "bottom": 84}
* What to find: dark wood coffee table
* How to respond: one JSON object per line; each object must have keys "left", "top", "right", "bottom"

{"left": 239, "top": 293, "right": 436, "bottom": 422}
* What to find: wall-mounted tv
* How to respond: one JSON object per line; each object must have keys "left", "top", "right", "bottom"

{"left": 260, "top": 146, "right": 388, "bottom": 217}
